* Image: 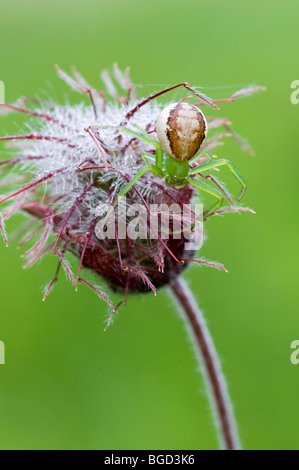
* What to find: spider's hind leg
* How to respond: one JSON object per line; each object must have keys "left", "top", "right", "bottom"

{"left": 189, "top": 158, "right": 247, "bottom": 203}
{"left": 187, "top": 177, "right": 224, "bottom": 220}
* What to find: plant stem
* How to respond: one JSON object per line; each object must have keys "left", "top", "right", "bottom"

{"left": 170, "top": 277, "right": 241, "bottom": 450}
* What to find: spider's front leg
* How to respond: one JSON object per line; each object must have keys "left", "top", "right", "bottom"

{"left": 87, "top": 124, "right": 164, "bottom": 170}
{"left": 189, "top": 158, "right": 247, "bottom": 203}
{"left": 88, "top": 126, "right": 165, "bottom": 231}
{"left": 98, "top": 155, "right": 164, "bottom": 231}
{"left": 110, "top": 125, "right": 165, "bottom": 208}
{"left": 119, "top": 126, "right": 164, "bottom": 170}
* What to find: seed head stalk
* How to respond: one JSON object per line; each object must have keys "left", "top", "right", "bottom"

{"left": 170, "top": 277, "right": 241, "bottom": 450}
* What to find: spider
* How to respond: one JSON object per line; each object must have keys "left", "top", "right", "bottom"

{"left": 77, "top": 80, "right": 249, "bottom": 232}
{"left": 86, "top": 98, "right": 246, "bottom": 225}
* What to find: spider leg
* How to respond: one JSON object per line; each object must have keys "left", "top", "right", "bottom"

{"left": 186, "top": 177, "right": 224, "bottom": 219}
{"left": 119, "top": 126, "right": 164, "bottom": 170}
{"left": 132, "top": 124, "right": 152, "bottom": 137}
{"left": 115, "top": 161, "right": 163, "bottom": 205}
{"left": 189, "top": 159, "right": 246, "bottom": 202}
{"left": 188, "top": 150, "right": 213, "bottom": 165}
{"left": 89, "top": 125, "right": 164, "bottom": 170}
{"left": 98, "top": 161, "right": 164, "bottom": 231}
{"left": 140, "top": 152, "right": 156, "bottom": 165}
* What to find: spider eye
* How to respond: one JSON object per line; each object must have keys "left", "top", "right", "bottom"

{"left": 156, "top": 101, "right": 207, "bottom": 162}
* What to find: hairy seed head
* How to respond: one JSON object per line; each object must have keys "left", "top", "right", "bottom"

{"left": 0, "top": 65, "right": 263, "bottom": 320}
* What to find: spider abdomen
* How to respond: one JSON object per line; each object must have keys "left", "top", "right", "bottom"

{"left": 156, "top": 101, "right": 207, "bottom": 162}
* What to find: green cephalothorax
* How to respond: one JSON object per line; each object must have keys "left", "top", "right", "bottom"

{"left": 164, "top": 157, "right": 189, "bottom": 186}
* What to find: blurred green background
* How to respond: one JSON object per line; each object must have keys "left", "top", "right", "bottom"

{"left": 0, "top": 0, "right": 298, "bottom": 450}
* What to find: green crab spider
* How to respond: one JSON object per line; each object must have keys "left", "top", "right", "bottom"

{"left": 89, "top": 100, "right": 246, "bottom": 224}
